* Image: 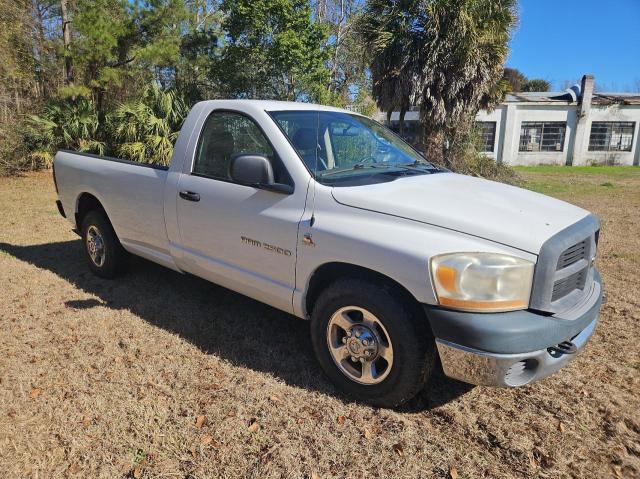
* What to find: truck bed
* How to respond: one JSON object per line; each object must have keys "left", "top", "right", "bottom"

{"left": 54, "top": 150, "right": 173, "bottom": 265}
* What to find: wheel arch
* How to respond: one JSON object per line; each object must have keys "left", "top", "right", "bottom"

{"left": 304, "top": 262, "right": 427, "bottom": 323}
{"left": 75, "top": 192, "right": 108, "bottom": 231}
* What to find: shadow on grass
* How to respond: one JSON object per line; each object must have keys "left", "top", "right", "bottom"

{"left": 0, "top": 239, "right": 472, "bottom": 410}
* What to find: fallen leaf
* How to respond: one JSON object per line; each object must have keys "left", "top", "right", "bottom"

{"left": 311, "top": 472, "right": 321, "bottom": 479}
{"left": 195, "top": 415, "right": 207, "bottom": 428}
{"left": 392, "top": 443, "right": 404, "bottom": 456}
{"left": 362, "top": 427, "right": 372, "bottom": 440}
{"left": 297, "top": 418, "right": 305, "bottom": 424}
{"left": 29, "top": 388, "right": 41, "bottom": 399}
{"left": 558, "top": 421, "right": 565, "bottom": 433}
{"left": 67, "top": 463, "right": 81, "bottom": 475}
{"left": 449, "top": 466, "right": 459, "bottom": 479}
{"left": 269, "top": 395, "right": 282, "bottom": 403}
{"left": 200, "top": 435, "right": 213, "bottom": 446}
{"left": 82, "top": 416, "right": 92, "bottom": 427}
{"left": 133, "top": 466, "right": 142, "bottom": 479}
{"left": 337, "top": 415, "right": 346, "bottom": 425}
{"left": 248, "top": 420, "right": 259, "bottom": 433}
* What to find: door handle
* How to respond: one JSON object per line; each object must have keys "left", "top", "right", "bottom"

{"left": 179, "top": 190, "right": 200, "bottom": 202}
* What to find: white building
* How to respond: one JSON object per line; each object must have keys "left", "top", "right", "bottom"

{"left": 383, "top": 75, "right": 640, "bottom": 166}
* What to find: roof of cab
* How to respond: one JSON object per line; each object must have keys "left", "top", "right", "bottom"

{"left": 197, "top": 99, "right": 355, "bottom": 114}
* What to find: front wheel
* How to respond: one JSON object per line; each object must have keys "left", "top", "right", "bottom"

{"left": 310, "top": 278, "right": 436, "bottom": 408}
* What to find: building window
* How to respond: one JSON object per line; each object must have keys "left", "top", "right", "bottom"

{"left": 476, "top": 122, "right": 496, "bottom": 152}
{"left": 387, "top": 121, "right": 422, "bottom": 150}
{"left": 519, "top": 122, "right": 566, "bottom": 152}
{"left": 588, "top": 122, "right": 635, "bottom": 151}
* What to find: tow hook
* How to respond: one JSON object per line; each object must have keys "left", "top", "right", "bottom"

{"left": 547, "top": 341, "right": 578, "bottom": 357}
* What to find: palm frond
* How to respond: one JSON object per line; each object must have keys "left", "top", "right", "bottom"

{"left": 109, "top": 85, "right": 188, "bottom": 165}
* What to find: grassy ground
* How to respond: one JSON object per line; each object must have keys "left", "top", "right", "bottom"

{"left": 0, "top": 168, "right": 639, "bottom": 478}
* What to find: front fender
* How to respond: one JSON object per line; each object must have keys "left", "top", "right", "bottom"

{"left": 293, "top": 186, "right": 537, "bottom": 318}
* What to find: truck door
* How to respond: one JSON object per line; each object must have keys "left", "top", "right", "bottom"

{"left": 174, "top": 110, "right": 306, "bottom": 313}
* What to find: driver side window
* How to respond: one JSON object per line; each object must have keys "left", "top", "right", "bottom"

{"left": 194, "top": 111, "right": 276, "bottom": 180}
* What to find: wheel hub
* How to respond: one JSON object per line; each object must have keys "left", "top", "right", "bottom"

{"left": 86, "top": 226, "right": 105, "bottom": 266}
{"left": 345, "top": 325, "right": 378, "bottom": 361}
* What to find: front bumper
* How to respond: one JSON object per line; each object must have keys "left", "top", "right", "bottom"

{"left": 425, "top": 271, "right": 602, "bottom": 387}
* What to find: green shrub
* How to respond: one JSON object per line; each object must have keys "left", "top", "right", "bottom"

{"left": 23, "top": 95, "right": 103, "bottom": 168}
{"left": 18, "top": 84, "right": 188, "bottom": 170}
{"left": 109, "top": 85, "right": 188, "bottom": 166}
{"left": 448, "top": 125, "right": 519, "bottom": 184}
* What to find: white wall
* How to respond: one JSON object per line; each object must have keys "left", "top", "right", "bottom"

{"left": 475, "top": 106, "right": 506, "bottom": 162}
{"left": 577, "top": 104, "right": 640, "bottom": 166}
{"left": 475, "top": 102, "right": 640, "bottom": 166}
{"left": 499, "top": 104, "right": 577, "bottom": 166}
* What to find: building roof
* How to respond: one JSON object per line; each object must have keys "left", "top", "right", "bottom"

{"left": 506, "top": 92, "right": 574, "bottom": 103}
{"left": 592, "top": 93, "right": 640, "bottom": 105}
{"left": 506, "top": 87, "right": 640, "bottom": 105}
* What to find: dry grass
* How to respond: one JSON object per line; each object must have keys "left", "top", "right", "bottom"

{"left": 0, "top": 168, "right": 639, "bottom": 478}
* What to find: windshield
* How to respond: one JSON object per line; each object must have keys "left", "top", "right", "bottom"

{"left": 269, "top": 110, "right": 440, "bottom": 185}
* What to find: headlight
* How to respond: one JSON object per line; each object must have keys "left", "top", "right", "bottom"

{"left": 430, "top": 253, "right": 534, "bottom": 312}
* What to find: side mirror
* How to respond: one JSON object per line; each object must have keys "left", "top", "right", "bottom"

{"left": 230, "top": 153, "right": 293, "bottom": 194}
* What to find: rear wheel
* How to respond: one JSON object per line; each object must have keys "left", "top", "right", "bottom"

{"left": 310, "top": 278, "right": 436, "bottom": 408}
{"left": 81, "top": 210, "right": 129, "bottom": 278}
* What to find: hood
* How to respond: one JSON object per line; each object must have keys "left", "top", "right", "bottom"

{"left": 330, "top": 173, "right": 590, "bottom": 254}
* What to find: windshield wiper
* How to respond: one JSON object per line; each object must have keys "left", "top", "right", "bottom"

{"left": 319, "top": 162, "right": 393, "bottom": 177}
{"left": 396, "top": 160, "right": 447, "bottom": 173}
{"left": 401, "top": 160, "right": 435, "bottom": 168}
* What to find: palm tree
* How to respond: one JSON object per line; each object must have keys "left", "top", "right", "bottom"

{"left": 24, "top": 96, "right": 103, "bottom": 168}
{"left": 357, "top": 0, "right": 421, "bottom": 136}
{"left": 417, "top": 0, "right": 516, "bottom": 166}
{"left": 109, "top": 85, "right": 188, "bottom": 166}
{"left": 359, "top": 0, "right": 516, "bottom": 167}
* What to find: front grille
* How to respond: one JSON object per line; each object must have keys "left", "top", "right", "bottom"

{"left": 552, "top": 268, "right": 587, "bottom": 301}
{"left": 530, "top": 215, "right": 599, "bottom": 314}
{"left": 556, "top": 240, "right": 587, "bottom": 269}
{"left": 551, "top": 236, "right": 591, "bottom": 302}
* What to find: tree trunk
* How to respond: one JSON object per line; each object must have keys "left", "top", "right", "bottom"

{"left": 399, "top": 108, "right": 406, "bottom": 137}
{"left": 422, "top": 118, "right": 447, "bottom": 167}
{"left": 61, "top": 0, "right": 73, "bottom": 85}
{"left": 33, "top": 1, "right": 48, "bottom": 98}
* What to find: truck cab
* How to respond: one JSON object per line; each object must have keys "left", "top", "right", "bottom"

{"left": 53, "top": 100, "right": 602, "bottom": 407}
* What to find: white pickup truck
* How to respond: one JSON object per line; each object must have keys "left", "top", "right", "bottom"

{"left": 53, "top": 100, "right": 602, "bottom": 407}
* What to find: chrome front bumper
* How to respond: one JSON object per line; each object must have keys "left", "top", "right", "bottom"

{"left": 425, "top": 270, "right": 602, "bottom": 387}
{"left": 435, "top": 316, "right": 598, "bottom": 387}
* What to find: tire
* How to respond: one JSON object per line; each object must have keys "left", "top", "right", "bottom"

{"left": 81, "top": 210, "right": 129, "bottom": 278}
{"left": 310, "top": 278, "right": 436, "bottom": 408}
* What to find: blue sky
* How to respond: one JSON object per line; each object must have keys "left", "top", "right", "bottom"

{"left": 507, "top": 0, "right": 640, "bottom": 92}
